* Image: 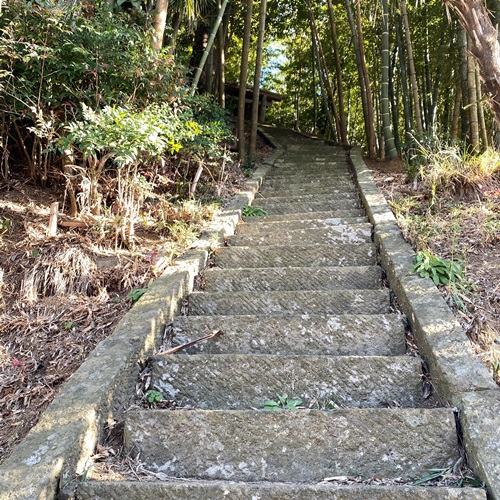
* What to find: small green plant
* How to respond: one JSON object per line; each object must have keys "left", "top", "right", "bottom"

{"left": 0, "top": 218, "right": 10, "bottom": 234}
{"left": 411, "top": 250, "right": 474, "bottom": 312}
{"left": 64, "top": 321, "right": 73, "bottom": 331}
{"left": 411, "top": 250, "right": 463, "bottom": 286}
{"left": 145, "top": 389, "right": 164, "bottom": 407}
{"left": 127, "top": 278, "right": 154, "bottom": 303}
{"left": 263, "top": 393, "right": 303, "bottom": 410}
{"left": 127, "top": 288, "right": 147, "bottom": 302}
{"left": 242, "top": 206, "right": 268, "bottom": 217}
{"left": 413, "top": 467, "right": 483, "bottom": 487}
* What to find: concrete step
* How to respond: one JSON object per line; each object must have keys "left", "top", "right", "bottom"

{"left": 257, "top": 186, "right": 359, "bottom": 198}
{"left": 265, "top": 173, "right": 354, "bottom": 184}
{"left": 214, "top": 244, "right": 376, "bottom": 268}
{"left": 188, "top": 290, "right": 391, "bottom": 316}
{"left": 78, "top": 480, "right": 487, "bottom": 500}
{"left": 256, "top": 193, "right": 359, "bottom": 205}
{"left": 228, "top": 224, "right": 372, "bottom": 246}
{"left": 170, "top": 314, "right": 406, "bottom": 356}
{"left": 237, "top": 217, "right": 369, "bottom": 233}
{"left": 123, "top": 408, "right": 459, "bottom": 481}
{"left": 263, "top": 179, "right": 356, "bottom": 190}
{"left": 275, "top": 159, "right": 347, "bottom": 166}
{"left": 242, "top": 210, "right": 368, "bottom": 223}
{"left": 254, "top": 200, "right": 361, "bottom": 215}
{"left": 150, "top": 354, "right": 423, "bottom": 409}
{"left": 204, "top": 266, "right": 381, "bottom": 292}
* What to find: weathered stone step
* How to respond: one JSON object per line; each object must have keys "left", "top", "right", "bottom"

{"left": 257, "top": 186, "right": 358, "bottom": 197}
{"left": 171, "top": 314, "right": 406, "bottom": 356}
{"left": 150, "top": 354, "right": 422, "bottom": 409}
{"left": 263, "top": 178, "right": 355, "bottom": 190}
{"left": 255, "top": 200, "right": 361, "bottom": 215}
{"left": 214, "top": 244, "right": 375, "bottom": 268}
{"left": 237, "top": 216, "right": 369, "bottom": 233}
{"left": 124, "top": 408, "right": 458, "bottom": 481}
{"left": 265, "top": 173, "right": 353, "bottom": 184}
{"left": 188, "top": 290, "right": 390, "bottom": 316}
{"left": 78, "top": 480, "right": 486, "bottom": 500}
{"left": 242, "top": 210, "right": 368, "bottom": 223}
{"left": 275, "top": 158, "right": 346, "bottom": 165}
{"left": 204, "top": 266, "right": 381, "bottom": 292}
{"left": 228, "top": 224, "right": 372, "bottom": 246}
{"left": 257, "top": 193, "right": 359, "bottom": 205}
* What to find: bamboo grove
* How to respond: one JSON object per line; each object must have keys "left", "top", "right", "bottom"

{"left": 107, "top": 0, "right": 500, "bottom": 161}
{"left": 219, "top": 0, "right": 500, "bottom": 160}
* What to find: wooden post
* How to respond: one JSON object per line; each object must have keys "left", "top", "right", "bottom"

{"left": 48, "top": 202, "right": 58, "bottom": 237}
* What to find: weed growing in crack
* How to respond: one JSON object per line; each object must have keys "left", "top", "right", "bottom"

{"left": 145, "top": 389, "right": 164, "bottom": 407}
{"left": 242, "top": 206, "right": 268, "bottom": 217}
{"left": 263, "top": 394, "right": 303, "bottom": 410}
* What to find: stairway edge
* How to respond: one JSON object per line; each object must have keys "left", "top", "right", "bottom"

{"left": 0, "top": 130, "right": 286, "bottom": 500}
{"left": 349, "top": 146, "right": 499, "bottom": 499}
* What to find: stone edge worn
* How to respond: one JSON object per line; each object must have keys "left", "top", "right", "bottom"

{"left": 349, "top": 146, "right": 499, "bottom": 499}
{"left": 0, "top": 132, "right": 285, "bottom": 500}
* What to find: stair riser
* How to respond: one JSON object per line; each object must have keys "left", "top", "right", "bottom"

{"left": 255, "top": 201, "right": 361, "bottom": 215}
{"left": 77, "top": 482, "right": 486, "bottom": 500}
{"left": 263, "top": 179, "right": 354, "bottom": 190}
{"left": 124, "top": 409, "right": 458, "bottom": 481}
{"left": 237, "top": 218, "right": 369, "bottom": 233}
{"left": 275, "top": 160, "right": 348, "bottom": 167}
{"left": 204, "top": 266, "right": 381, "bottom": 292}
{"left": 228, "top": 225, "right": 372, "bottom": 246}
{"left": 188, "top": 290, "right": 391, "bottom": 316}
{"left": 258, "top": 187, "right": 358, "bottom": 198}
{"left": 150, "top": 355, "right": 423, "bottom": 409}
{"left": 242, "top": 211, "right": 367, "bottom": 223}
{"left": 214, "top": 244, "right": 376, "bottom": 268}
{"left": 171, "top": 314, "right": 406, "bottom": 356}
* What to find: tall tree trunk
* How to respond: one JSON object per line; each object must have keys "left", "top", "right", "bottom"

{"left": 312, "top": 43, "right": 318, "bottom": 134}
{"left": 457, "top": 25, "right": 470, "bottom": 141}
{"left": 381, "top": 0, "right": 398, "bottom": 159}
{"left": 450, "top": 85, "right": 462, "bottom": 140}
{"left": 355, "top": 1, "right": 376, "bottom": 157}
{"left": 190, "top": 0, "right": 228, "bottom": 95}
{"left": 310, "top": 24, "right": 336, "bottom": 138}
{"left": 467, "top": 36, "right": 480, "bottom": 150}
{"left": 345, "top": 0, "right": 376, "bottom": 157}
{"left": 326, "top": 0, "right": 348, "bottom": 143}
{"left": 237, "top": 0, "right": 254, "bottom": 163}
{"left": 445, "top": 0, "right": 500, "bottom": 127}
{"left": 217, "top": 0, "right": 227, "bottom": 107}
{"left": 249, "top": 0, "right": 268, "bottom": 161}
{"left": 429, "top": 34, "right": 446, "bottom": 134}
{"left": 390, "top": 46, "right": 401, "bottom": 155}
{"left": 306, "top": 0, "right": 340, "bottom": 142}
{"left": 152, "top": 0, "right": 169, "bottom": 51}
{"left": 395, "top": 13, "right": 412, "bottom": 142}
{"left": 476, "top": 66, "right": 489, "bottom": 147}
{"left": 401, "top": 0, "right": 423, "bottom": 137}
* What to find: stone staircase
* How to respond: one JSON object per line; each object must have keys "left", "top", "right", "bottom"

{"left": 78, "top": 130, "right": 485, "bottom": 499}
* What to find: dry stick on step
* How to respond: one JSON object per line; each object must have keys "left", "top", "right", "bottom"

{"left": 160, "top": 329, "right": 222, "bottom": 355}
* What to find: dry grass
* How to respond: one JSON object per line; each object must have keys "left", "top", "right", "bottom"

{"left": 0, "top": 133, "right": 276, "bottom": 463}
{"left": 367, "top": 153, "right": 500, "bottom": 385}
